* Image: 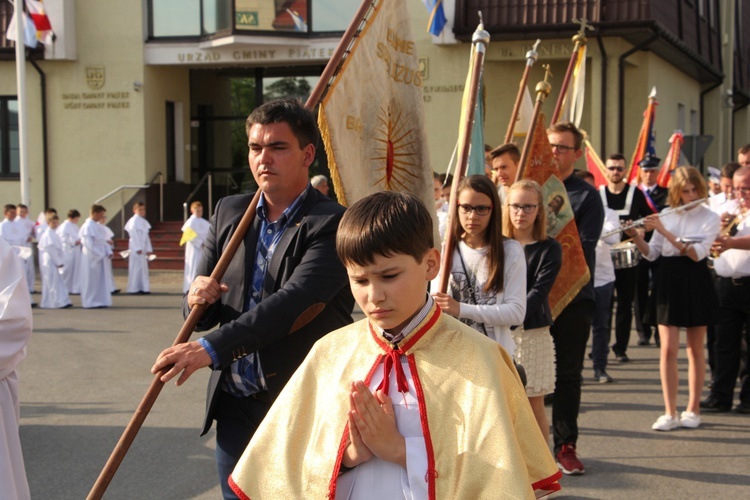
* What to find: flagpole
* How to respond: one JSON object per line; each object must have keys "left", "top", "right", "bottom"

{"left": 14, "top": 0, "right": 30, "bottom": 206}
{"left": 517, "top": 72, "right": 552, "bottom": 181}
{"left": 551, "top": 19, "right": 592, "bottom": 125}
{"left": 87, "top": 2, "right": 379, "bottom": 498}
{"left": 504, "top": 39, "right": 539, "bottom": 144}
{"left": 438, "top": 18, "right": 490, "bottom": 293}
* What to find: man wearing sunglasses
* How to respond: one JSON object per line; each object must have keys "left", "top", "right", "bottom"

{"left": 600, "top": 154, "right": 655, "bottom": 362}
{"left": 546, "top": 121, "right": 604, "bottom": 476}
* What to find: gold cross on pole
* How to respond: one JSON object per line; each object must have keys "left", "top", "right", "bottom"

{"left": 572, "top": 17, "right": 594, "bottom": 37}
{"left": 543, "top": 64, "right": 553, "bottom": 84}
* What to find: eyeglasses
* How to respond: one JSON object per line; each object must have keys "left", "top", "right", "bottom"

{"left": 508, "top": 203, "right": 538, "bottom": 214}
{"left": 607, "top": 166, "right": 625, "bottom": 172}
{"left": 457, "top": 204, "right": 492, "bottom": 216}
{"left": 550, "top": 144, "right": 575, "bottom": 153}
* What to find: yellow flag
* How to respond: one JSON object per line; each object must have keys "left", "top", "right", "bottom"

{"left": 318, "top": 0, "right": 435, "bottom": 232}
{"left": 180, "top": 227, "right": 197, "bottom": 246}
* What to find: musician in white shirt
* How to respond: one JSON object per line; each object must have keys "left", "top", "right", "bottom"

{"left": 701, "top": 166, "right": 750, "bottom": 414}
{"left": 628, "top": 166, "right": 720, "bottom": 431}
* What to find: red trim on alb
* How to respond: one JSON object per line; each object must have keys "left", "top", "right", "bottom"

{"left": 532, "top": 469, "right": 563, "bottom": 493}
{"left": 228, "top": 474, "right": 251, "bottom": 500}
{"left": 408, "top": 354, "right": 437, "bottom": 499}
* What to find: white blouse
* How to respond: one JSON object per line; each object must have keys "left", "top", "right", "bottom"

{"left": 433, "top": 239, "right": 526, "bottom": 356}
{"left": 643, "top": 204, "right": 720, "bottom": 261}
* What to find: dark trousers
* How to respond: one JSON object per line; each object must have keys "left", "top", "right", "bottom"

{"left": 711, "top": 278, "right": 750, "bottom": 406}
{"left": 550, "top": 299, "right": 594, "bottom": 452}
{"left": 612, "top": 266, "right": 638, "bottom": 355}
{"left": 215, "top": 390, "right": 274, "bottom": 500}
{"left": 592, "top": 282, "right": 614, "bottom": 371}
{"left": 635, "top": 259, "right": 658, "bottom": 343}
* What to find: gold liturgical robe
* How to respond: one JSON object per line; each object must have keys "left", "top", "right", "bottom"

{"left": 230, "top": 305, "right": 561, "bottom": 499}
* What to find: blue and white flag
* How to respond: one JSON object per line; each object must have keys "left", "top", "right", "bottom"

{"left": 423, "top": 0, "right": 446, "bottom": 36}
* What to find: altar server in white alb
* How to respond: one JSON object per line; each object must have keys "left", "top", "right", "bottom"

{"left": 79, "top": 205, "right": 112, "bottom": 309}
{"left": 15, "top": 204, "right": 37, "bottom": 293}
{"left": 124, "top": 202, "right": 153, "bottom": 295}
{"left": 0, "top": 237, "right": 32, "bottom": 500}
{"left": 180, "top": 201, "right": 210, "bottom": 293}
{"left": 57, "top": 209, "right": 82, "bottom": 294}
{"left": 99, "top": 214, "right": 117, "bottom": 294}
{"left": 38, "top": 214, "right": 71, "bottom": 309}
{"left": 1, "top": 205, "right": 34, "bottom": 307}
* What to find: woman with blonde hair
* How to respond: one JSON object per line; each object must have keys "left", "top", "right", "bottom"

{"left": 628, "top": 166, "right": 719, "bottom": 431}
{"left": 503, "top": 179, "right": 562, "bottom": 441}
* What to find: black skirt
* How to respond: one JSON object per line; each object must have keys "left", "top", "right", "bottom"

{"left": 654, "top": 256, "right": 719, "bottom": 327}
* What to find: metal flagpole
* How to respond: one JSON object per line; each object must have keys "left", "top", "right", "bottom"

{"left": 438, "top": 17, "right": 490, "bottom": 293}
{"left": 86, "top": 1, "right": 377, "bottom": 498}
{"left": 14, "top": 0, "right": 30, "bottom": 206}
{"left": 504, "top": 39, "right": 540, "bottom": 144}
{"left": 550, "top": 18, "right": 593, "bottom": 125}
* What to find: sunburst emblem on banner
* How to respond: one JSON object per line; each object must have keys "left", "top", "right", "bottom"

{"left": 372, "top": 103, "right": 419, "bottom": 190}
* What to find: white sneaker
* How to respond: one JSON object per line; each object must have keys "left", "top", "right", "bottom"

{"left": 680, "top": 411, "right": 701, "bottom": 428}
{"left": 652, "top": 414, "right": 679, "bottom": 431}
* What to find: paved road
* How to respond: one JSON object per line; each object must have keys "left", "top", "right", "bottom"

{"left": 18, "top": 270, "right": 750, "bottom": 498}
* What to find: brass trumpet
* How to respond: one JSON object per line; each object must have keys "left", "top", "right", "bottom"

{"left": 600, "top": 197, "right": 708, "bottom": 238}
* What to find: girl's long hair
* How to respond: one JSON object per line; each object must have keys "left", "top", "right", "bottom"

{"left": 667, "top": 166, "right": 708, "bottom": 208}
{"left": 503, "top": 179, "right": 547, "bottom": 242}
{"left": 451, "top": 175, "right": 506, "bottom": 293}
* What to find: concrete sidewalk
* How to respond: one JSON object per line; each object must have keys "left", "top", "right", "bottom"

{"left": 18, "top": 270, "right": 750, "bottom": 498}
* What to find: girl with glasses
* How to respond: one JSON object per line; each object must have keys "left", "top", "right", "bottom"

{"left": 432, "top": 175, "right": 527, "bottom": 359}
{"left": 503, "top": 180, "right": 562, "bottom": 442}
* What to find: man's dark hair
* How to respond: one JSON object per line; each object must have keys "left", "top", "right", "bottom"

{"left": 575, "top": 170, "right": 595, "bottom": 182}
{"left": 721, "top": 162, "right": 741, "bottom": 179}
{"left": 246, "top": 98, "right": 319, "bottom": 149}
{"left": 607, "top": 153, "right": 626, "bottom": 162}
{"left": 337, "top": 191, "right": 433, "bottom": 267}
{"left": 489, "top": 143, "right": 521, "bottom": 163}
{"left": 737, "top": 143, "right": 750, "bottom": 156}
{"left": 547, "top": 121, "right": 584, "bottom": 151}
{"left": 68, "top": 209, "right": 81, "bottom": 219}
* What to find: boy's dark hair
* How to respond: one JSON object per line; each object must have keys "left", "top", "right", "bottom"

{"left": 721, "top": 162, "right": 741, "bottom": 179}
{"left": 489, "top": 143, "right": 521, "bottom": 163}
{"left": 246, "top": 98, "right": 319, "bottom": 150}
{"left": 17, "top": 203, "right": 27, "bottom": 210}
{"left": 575, "top": 170, "right": 595, "bottom": 182}
{"left": 68, "top": 209, "right": 81, "bottom": 219}
{"left": 337, "top": 191, "right": 433, "bottom": 267}
{"left": 547, "top": 121, "right": 584, "bottom": 151}
{"left": 90, "top": 204, "right": 106, "bottom": 215}
{"left": 4, "top": 204, "right": 16, "bottom": 214}
{"left": 737, "top": 143, "right": 750, "bottom": 156}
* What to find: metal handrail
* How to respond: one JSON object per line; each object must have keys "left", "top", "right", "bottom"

{"left": 183, "top": 172, "right": 213, "bottom": 222}
{"left": 94, "top": 171, "right": 164, "bottom": 238}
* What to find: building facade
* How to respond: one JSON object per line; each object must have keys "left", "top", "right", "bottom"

{"left": 0, "top": 0, "right": 748, "bottom": 223}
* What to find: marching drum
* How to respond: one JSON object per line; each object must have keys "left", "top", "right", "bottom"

{"left": 610, "top": 241, "right": 641, "bottom": 269}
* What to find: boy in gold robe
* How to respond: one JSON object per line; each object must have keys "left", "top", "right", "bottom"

{"left": 230, "top": 191, "right": 561, "bottom": 499}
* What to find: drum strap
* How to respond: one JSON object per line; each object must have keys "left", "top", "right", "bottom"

{"left": 599, "top": 185, "right": 635, "bottom": 217}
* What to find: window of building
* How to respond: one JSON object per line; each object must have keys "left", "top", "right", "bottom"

{"left": 149, "top": 0, "right": 359, "bottom": 38}
{"left": 0, "top": 97, "right": 19, "bottom": 178}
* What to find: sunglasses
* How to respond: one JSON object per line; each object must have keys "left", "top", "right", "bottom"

{"left": 607, "top": 166, "right": 625, "bottom": 172}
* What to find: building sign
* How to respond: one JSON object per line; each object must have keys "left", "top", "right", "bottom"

{"left": 144, "top": 40, "right": 340, "bottom": 66}
{"left": 86, "top": 66, "right": 105, "bottom": 90}
{"left": 236, "top": 11, "right": 259, "bottom": 27}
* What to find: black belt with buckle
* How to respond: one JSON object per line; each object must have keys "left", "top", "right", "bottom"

{"left": 721, "top": 276, "right": 750, "bottom": 286}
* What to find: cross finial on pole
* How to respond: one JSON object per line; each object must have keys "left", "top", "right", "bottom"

{"left": 543, "top": 64, "right": 553, "bottom": 84}
{"left": 572, "top": 17, "right": 594, "bottom": 37}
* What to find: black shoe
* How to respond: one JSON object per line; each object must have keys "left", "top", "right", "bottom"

{"left": 615, "top": 353, "right": 630, "bottom": 363}
{"left": 699, "top": 397, "right": 731, "bottom": 412}
{"left": 735, "top": 402, "right": 750, "bottom": 414}
{"left": 594, "top": 369, "right": 613, "bottom": 383}
{"left": 112, "top": 289, "right": 121, "bottom": 294}
{"left": 637, "top": 339, "right": 650, "bottom": 346}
